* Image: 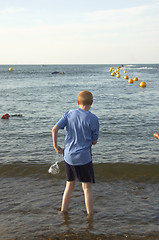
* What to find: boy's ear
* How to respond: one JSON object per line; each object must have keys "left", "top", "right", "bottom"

{"left": 77, "top": 100, "right": 80, "bottom": 105}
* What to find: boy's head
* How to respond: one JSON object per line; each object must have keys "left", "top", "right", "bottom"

{"left": 78, "top": 90, "right": 93, "bottom": 106}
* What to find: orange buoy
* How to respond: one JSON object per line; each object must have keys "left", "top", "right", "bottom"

{"left": 111, "top": 72, "right": 115, "bottom": 76}
{"left": 128, "top": 79, "right": 134, "bottom": 84}
{"left": 140, "top": 81, "right": 146, "bottom": 87}
{"left": 134, "top": 77, "right": 138, "bottom": 81}
{"left": 124, "top": 75, "right": 129, "bottom": 79}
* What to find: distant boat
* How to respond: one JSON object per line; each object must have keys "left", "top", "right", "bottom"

{"left": 51, "top": 72, "right": 65, "bottom": 74}
{"left": 51, "top": 71, "right": 59, "bottom": 74}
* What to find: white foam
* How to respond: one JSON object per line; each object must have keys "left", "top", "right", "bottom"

{"left": 138, "top": 67, "right": 153, "bottom": 69}
{"left": 125, "top": 67, "right": 154, "bottom": 70}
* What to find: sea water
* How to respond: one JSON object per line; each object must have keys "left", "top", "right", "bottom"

{"left": 0, "top": 64, "right": 159, "bottom": 239}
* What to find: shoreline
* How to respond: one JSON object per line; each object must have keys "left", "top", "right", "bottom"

{"left": 3, "top": 231, "right": 159, "bottom": 240}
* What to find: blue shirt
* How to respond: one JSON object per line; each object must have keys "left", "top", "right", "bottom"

{"left": 56, "top": 108, "right": 99, "bottom": 166}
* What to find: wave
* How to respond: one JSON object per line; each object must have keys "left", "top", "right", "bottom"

{"left": 1, "top": 161, "right": 159, "bottom": 182}
{"left": 125, "top": 66, "right": 158, "bottom": 70}
{"left": 125, "top": 67, "right": 154, "bottom": 70}
{"left": 138, "top": 67, "right": 153, "bottom": 69}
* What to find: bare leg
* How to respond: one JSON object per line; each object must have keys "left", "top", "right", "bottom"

{"left": 82, "top": 182, "right": 93, "bottom": 215}
{"left": 61, "top": 181, "right": 75, "bottom": 212}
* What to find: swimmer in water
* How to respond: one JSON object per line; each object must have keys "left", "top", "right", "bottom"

{"left": 1, "top": 113, "right": 10, "bottom": 119}
{"left": 1, "top": 114, "right": 22, "bottom": 119}
{"left": 51, "top": 72, "right": 65, "bottom": 74}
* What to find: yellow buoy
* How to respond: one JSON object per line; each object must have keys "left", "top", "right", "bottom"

{"left": 116, "top": 74, "right": 120, "bottom": 78}
{"left": 9, "top": 67, "right": 13, "bottom": 71}
{"left": 111, "top": 72, "right": 115, "bottom": 76}
{"left": 128, "top": 79, "right": 134, "bottom": 84}
{"left": 124, "top": 75, "right": 129, "bottom": 79}
{"left": 134, "top": 77, "right": 138, "bottom": 81}
{"left": 140, "top": 81, "right": 146, "bottom": 87}
{"left": 109, "top": 67, "right": 113, "bottom": 72}
{"left": 124, "top": 70, "right": 127, "bottom": 73}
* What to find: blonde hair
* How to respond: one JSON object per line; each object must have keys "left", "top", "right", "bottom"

{"left": 78, "top": 90, "right": 93, "bottom": 105}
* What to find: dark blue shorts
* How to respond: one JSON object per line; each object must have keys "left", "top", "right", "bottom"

{"left": 65, "top": 161, "right": 95, "bottom": 183}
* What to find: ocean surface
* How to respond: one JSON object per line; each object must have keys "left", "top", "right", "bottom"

{"left": 0, "top": 64, "right": 159, "bottom": 240}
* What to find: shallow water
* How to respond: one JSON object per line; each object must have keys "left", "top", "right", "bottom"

{"left": 0, "top": 64, "right": 159, "bottom": 239}
{"left": 1, "top": 172, "right": 159, "bottom": 239}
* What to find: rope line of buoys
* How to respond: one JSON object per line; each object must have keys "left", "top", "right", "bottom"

{"left": 109, "top": 66, "right": 122, "bottom": 78}
{"left": 109, "top": 65, "right": 147, "bottom": 88}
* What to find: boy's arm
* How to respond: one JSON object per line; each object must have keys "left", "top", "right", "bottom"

{"left": 91, "top": 117, "right": 99, "bottom": 146}
{"left": 52, "top": 125, "right": 64, "bottom": 154}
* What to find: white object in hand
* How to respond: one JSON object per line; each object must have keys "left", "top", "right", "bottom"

{"left": 48, "top": 161, "right": 60, "bottom": 175}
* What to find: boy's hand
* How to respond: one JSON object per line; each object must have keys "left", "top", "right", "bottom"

{"left": 54, "top": 146, "right": 64, "bottom": 154}
{"left": 92, "top": 140, "right": 97, "bottom": 145}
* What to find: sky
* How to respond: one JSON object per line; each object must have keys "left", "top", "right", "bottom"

{"left": 0, "top": 0, "right": 159, "bottom": 64}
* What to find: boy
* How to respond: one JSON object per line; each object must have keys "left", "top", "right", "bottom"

{"left": 52, "top": 90, "right": 99, "bottom": 215}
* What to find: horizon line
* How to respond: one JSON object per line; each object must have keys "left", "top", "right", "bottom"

{"left": 0, "top": 62, "right": 159, "bottom": 65}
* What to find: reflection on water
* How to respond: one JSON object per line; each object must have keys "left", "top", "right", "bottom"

{"left": 61, "top": 211, "right": 94, "bottom": 231}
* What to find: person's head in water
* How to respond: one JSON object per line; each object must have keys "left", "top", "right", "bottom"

{"left": 78, "top": 90, "right": 93, "bottom": 106}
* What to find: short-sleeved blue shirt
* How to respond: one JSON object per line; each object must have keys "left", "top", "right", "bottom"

{"left": 56, "top": 108, "right": 99, "bottom": 166}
